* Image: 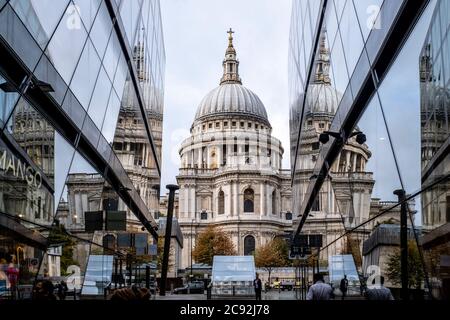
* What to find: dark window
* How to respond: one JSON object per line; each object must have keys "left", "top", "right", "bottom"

{"left": 245, "top": 138, "right": 249, "bottom": 153}
{"left": 218, "top": 191, "right": 225, "bottom": 215}
{"left": 244, "top": 188, "right": 254, "bottom": 212}
{"left": 312, "top": 142, "right": 320, "bottom": 150}
{"left": 272, "top": 191, "right": 276, "bottom": 215}
{"left": 102, "top": 234, "right": 116, "bottom": 252}
{"left": 224, "top": 121, "right": 228, "bottom": 127}
{"left": 240, "top": 122, "right": 244, "bottom": 128}
{"left": 201, "top": 211, "right": 208, "bottom": 220}
{"left": 234, "top": 137, "right": 238, "bottom": 154}
{"left": 209, "top": 123, "right": 212, "bottom": 129}
{"left": 447, "top": 196, "right": 450, "bottom": 222}
{"left": 222, "top": 140, "right": 227, "bottom": 166}
{"left": 311, "top": 195, "right": 320, "bottom": 211}
{"left": 232, "top": 121, "right": 236, "bottom": 127}
{"left": 244, "top": 235, "right": 256, "bottom": 256}
{"left": 286, "top": 212, "right": 292, "bottom": 220}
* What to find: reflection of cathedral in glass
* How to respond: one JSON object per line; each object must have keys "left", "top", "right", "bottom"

{"left": 293, "top": 33, "right": 409, "bottom": 266}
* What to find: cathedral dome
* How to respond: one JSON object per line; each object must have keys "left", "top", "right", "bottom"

{"left": 194, "top": 83, "right": 269, "bottom": 123}
{"left": 305, "top": 83, "right": 341, "bottom": 115}
{"left": 193, "top": 29, "right": 270, "bottom": 126}
{"left": 305, "top": 32, "right": 341, "bottom": 116}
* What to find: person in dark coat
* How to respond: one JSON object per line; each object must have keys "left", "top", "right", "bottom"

{"left": 253, "top": 273, "right": 262, "bottom": 300}
{"left": 340, "top": 275, "right": 349, "bottom": 300}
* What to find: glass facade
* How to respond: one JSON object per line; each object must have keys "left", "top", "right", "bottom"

{"left": 0, "top": 0, "right": 165, "bottom": 300}
{"left": 290, "top": 0, "right": 449, "bottom": 299}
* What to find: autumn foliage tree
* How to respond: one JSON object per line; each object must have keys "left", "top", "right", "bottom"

{"left": 254, "top": 237, "right": 290, "bottom": 283}
{"left": 192, "top": 225, "right": 235, "bottom": 265}
{"left": 386, "top": 240, "right": 424, "bottom": 289}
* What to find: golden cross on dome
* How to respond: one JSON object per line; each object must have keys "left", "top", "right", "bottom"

{"left": 227, "top": 28, "right": 234, "bottom": 45}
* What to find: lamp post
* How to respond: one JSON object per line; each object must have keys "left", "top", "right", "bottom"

{"left": 159, "top": 184, "right": 179, "bottom": 296}
{"left": 394, "top": 189, "right": 409, "bottom": 300}
{"left": 190, "top": 218, "right": 195, "bottom": 279}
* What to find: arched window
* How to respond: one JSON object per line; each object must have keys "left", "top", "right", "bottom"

{"left": 272, "top": 190, "right": 277, "bottom": 215}
{"left": 244, "top": 235, "right": 256, "bottom": 256}
{"left": 102, "top": 234, "right": 116, "bottom": 252}
{"left": 243, "top": 188, "right": 254, "bottom": 212}
{"left": 218, "top": 190, "right": 225, "bottom": 215}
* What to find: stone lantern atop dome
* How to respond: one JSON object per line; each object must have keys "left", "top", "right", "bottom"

{"left": 220, "top": 28, "right": 242, "bottom": 85}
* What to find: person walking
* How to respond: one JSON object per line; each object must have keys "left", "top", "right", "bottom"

{"left": 306, "top": 273, "right": 333, "bottom": 300}
{"left": 365, "top": 276, "right": 395, "bottom": 300}
{"left": 340, "top": 275, "right": 348, "bottom": 300}
{"left": 254, "top": 273, "right": 262, "bottom": 300}
{"left": 57, "top": 280, "right": 68, "bottom": 300}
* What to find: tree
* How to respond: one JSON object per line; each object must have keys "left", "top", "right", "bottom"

{"left": 192, "top": 225, "right": 235, "bottom": 265}
{"left": 385, "top": 240, "right": 424, "bottom": 289}
{"left": 156, "top": 236, "right": 174, "bottom": 271}
{"left": 47, "top": 225, "right": 79, "bottom": 275}
{"left": 254, "top": 237, "right": 290, "bottom": 284}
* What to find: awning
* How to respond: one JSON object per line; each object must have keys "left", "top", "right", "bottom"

{"left": 0, "top": 213, "right": 48, "bottom": 250}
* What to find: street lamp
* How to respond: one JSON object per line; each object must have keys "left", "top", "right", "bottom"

{"left": 190, "top": 218, "right": 195, "bottom": 280}
{"left": 319, "top": 130, "right": 366, "bottom": 145}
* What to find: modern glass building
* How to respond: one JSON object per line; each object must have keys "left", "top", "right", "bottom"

{"left": 0, "top": 0, "right": 165, "bottom": 299}
{"left": 289, "top": 0, "right": 449, "bottom": 299}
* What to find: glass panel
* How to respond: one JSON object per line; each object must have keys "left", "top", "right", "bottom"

{"left": 10, "top": 0, "right": 70, "bottom": 49}
{"left": 90, "top": 1, "right": 112, "bottom": 59}
{"left": 46, "top": 8, "right": 88, "bottom": 84}
{"left": 0, "top": 5, "right": 43, "bottom": 71}
{"left": 352, "top": 0, "right": 384, "bottom": 42}
{"left": 72, "top": 0, "right": 101, "bottom": 32}
{"left": 0, "top": 74, "right": 20, "bottom": 132}
{"left": 100, "top": 90, "right": 121, "bottom": 144}
{"left": 69, "top": 39, "right": 101, "bottom": 110}
{"left": 87, "top": 67, "right": 112, "bottom": 129}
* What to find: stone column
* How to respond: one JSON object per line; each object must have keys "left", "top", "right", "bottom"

{"left": 260, "top": 183, "right": 265, "bottom": 216}
{"left": 198, "top": 148, "right": 202, "bottom": 168}
{"left": 346, "top": 151, "right": 351, "bottom": 172}
{"left": 335, "top": 152, "right": 341, "bottom": 172}
{"left": 234, "top": 182, "right": 239, "bottom": 217}
{"left": 190, "top": 187, "right": 196, "bottom": 220}
{"left": 352, "top": 152, "right": 357, "bottom": 172}
{"left": 227, "top": 182, "right": 233, "bottom": 216}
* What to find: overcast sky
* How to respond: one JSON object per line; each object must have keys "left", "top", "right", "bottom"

{"left": 159, "top": 0, "right": 292, "bottom": 189}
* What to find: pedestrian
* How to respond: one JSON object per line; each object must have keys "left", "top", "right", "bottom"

{"left": 365, "top": 276, "right": 394, "bottom": 300}
{"left": 57, "top": 280, "right": 68, "bottom": 300}
{"left": 253, "top": 273, "right": 262, "bottom": 300}
{"left": 32, "top": 280, "right": 57, "bottom": 300}
{"left": 306, "top": 273, "right": 333, "bottom": 300}
{"left": 340, "top": 274, "right": 348, "bottom": 300}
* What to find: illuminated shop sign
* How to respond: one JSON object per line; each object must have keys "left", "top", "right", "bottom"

{"left": 0, "top": 148, "right": 42, "bottom": 189}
